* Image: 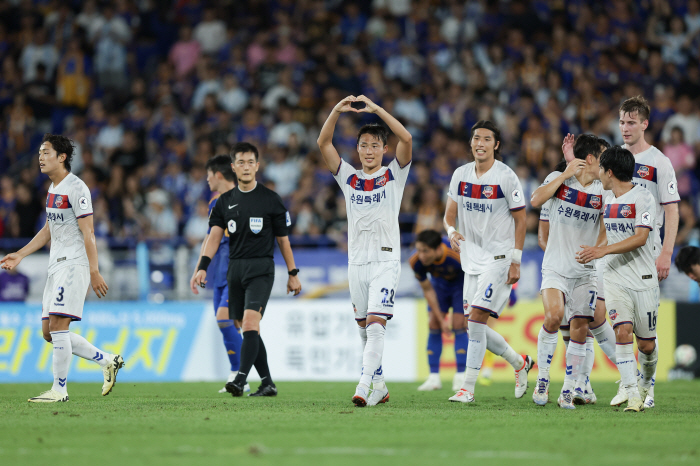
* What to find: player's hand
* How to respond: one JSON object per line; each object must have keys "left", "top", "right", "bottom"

{"left": 506, "top": 262, "right": 520, "bottom": 285}
{"left": 576, "top": 245, "right": 606, "bottom": 264}
{"left": 194, "top": 270, "right": 207, "bottom": 288}
{"left": 287, "top": 275, "right": 302, "bottom": 296}
{"left": 0, "top": 252, "right": 22, "bottom": 270}
{"left": 562, "top": 157, "right": 586, "bottom": 178}
{"left": 333, "top": 96, "right": 357, "bottom": 114}
{"left": 354, "top": 95, "right": 380, "bottom": 114}
{"left": 562, "top": 133, "right": 575, "bottom": 163}
{"left": 441, "top": 319, "right": 451, "bottom": 338}
{"left": 90, "top": 271, "right": 109, "bottom": 298}
{"left": 448, "top": 230, "right": 465, "bottom": 253}
{"left": 189, "top": 272, "right": 200, "bottom": 295}
{"left": 656, "top": 252, "right": 671, "bottom": 281}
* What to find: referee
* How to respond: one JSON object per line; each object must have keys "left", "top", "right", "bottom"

{"left": 194, "top": 142, "right": 302, "bottom": 397}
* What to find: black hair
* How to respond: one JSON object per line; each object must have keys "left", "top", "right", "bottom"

{"left": 415, "top": 229, "right": 443, "bottom": 250}
{"left": 42, "top": 133, "right": 74, "bottom": 172}
{"left": 470, "top": 120, "right": 501, "bottom": 159}
{"left": 573, "top": 134, "right": 605, "bottom": 160}
{"left": 205, "top": 154, "right": 236, "bottom": 182}
{"left": 599, "top": 146, "right": 635, "bottom": 182}
{"left": 230, "top": 142, "right": 259, "bottom": 162}
{"left": 675, "top": 246, "right": 700, "bottom": 275}
{"left": 357, "top": 123, "right": 389, "bottom": 146}
{"left": 554, "top": 159, "right": 567, "bottom": 172}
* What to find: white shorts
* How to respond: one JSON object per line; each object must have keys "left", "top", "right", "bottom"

{"left": 463, "top": 265, "right": 511, "bottom": 318}
{"left": 541, "top": 271, "right": 597, "bottom": 324}
{"left": 604, "top": 278, "right": 659, "bottom": 340}
{"left": 349, "top": 260, "right": 401, "bottom": 322}
{"left": 42, "top": 265, "right": 90, "bottom": 321}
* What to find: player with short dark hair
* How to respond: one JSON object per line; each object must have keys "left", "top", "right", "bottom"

{"left": 410, "top": 229, "right": 467, "bottom": 392}
{"left": 577, "top": 146, "right": 659, "bottom": 412}
{"left": 445, "top": 120, "right": 533, "bottom": 404}
{"left": 675, "top": 246, "right": 700, "bottom": 282}
{"left": 1, "top": 134, "right": 123, "bottom": 403}
{"left": 194, "top": 142, "right": 302, "bottom": 397}
{"left": 190, "top": 154, "right": 248, "bottom": 394}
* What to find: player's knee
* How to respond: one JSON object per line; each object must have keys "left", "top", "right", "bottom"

{"left": 542, "top": 314, "right": 561, "bottom": 333}
{"left": 356, "top": 319, "right": 366, "bottom": 328}
{"left": 638, "top": 339, "right": 656, "bottom": 355}
{"left": 614, "top": 325, "right": 633, "bottom": 342}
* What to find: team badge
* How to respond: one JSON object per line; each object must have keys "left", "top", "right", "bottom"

{"left": 621, "top": 205, "right": 632, "bottom": 217}
{"left": 483, "top": 186, "right": 493, "bottom": 198}
{"left": 668, "top": 181, "right": 676, "bottom": 195}
{"left": 228, "top": 220, "right": 236, "bottom": 233}
{"left": 637, "top": 165, "right": 650, "bottom": 179}
{"left": 79, "top": 196, "right": 89, "bottom": 210}
{"left": 55, "top": 195, "right": 63, "bottom": 208}
{"left": 511, "top": 189, "right": 522, "bottom": 202}
{"left": 375, "top": 176, "right": 386, "bottom": 187}
{"left": 590, "top": 195, "right": 601, "bottom": 209}
{"left": 463, "top": 299, "right": 469, "bottom": 311}
{"left": 641, "top": 211, "right": 651, "bottom": 225}
{"left": 608, "top": 309, "right": 618, "bottom": 321}
{"left": 249, "top": 217, "right": 263, "bottom": 234}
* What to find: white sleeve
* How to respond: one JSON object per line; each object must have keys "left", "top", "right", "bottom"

{"left": 447, "top": 168, "right": 461, "bottom": 203}
{"left": 71, "top": 181, "right": 93, "bottom": 219}
{"left": 388, "top": 158, "right": 411, "bottom": 188}
{"left": 332, "top": 159, "right": 356, "bottom": 192}
{"left": 506, "top": 170, "right": 526, "bottom": 211}
{"left": 656, "top": 155, "right": 681, "bottom": 205}
{"left": 540, "top": 200, "right": 550, "bottom": 221}
{"left": 636, "top": 191, "right": 655, "bottom": 230}
{"left": 540, "top": 171, "right": 562, "bottom": 188}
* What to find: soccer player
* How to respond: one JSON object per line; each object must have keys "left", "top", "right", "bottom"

{"left": 609, "top": 96, "right": 680, "bottom": 408}
{"left": 189, "top": 154, "right": 249, "bottom": 394}
{"left": 577, "top": 146, "right": 659, "bottom": 412}
{"left": 317, "top": 95, "right": 412, "bottom": 407}
{"left": 409, "top": 229, "right": 468, "bottom": 392}
{"left": 444, "top": 120, "right": 533, "bottom": 404}
{"left": 0, "top": 134, "right": 123, "bottom": 403}
{"left": 194, "top": 142, "right": 302, "bottom": 397}
{"left": 530, "top": 134, "right": 608, "bottom": 409}
{"left": 675, "top": 246, "right": 700, "bottom": 283}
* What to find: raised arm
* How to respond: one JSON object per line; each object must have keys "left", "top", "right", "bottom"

{"left": 355, "top": 95, "right": 412, "bottom": 167}
{"left": 530, "top": 158, "right": 586, "bottom": 208}
{"left": 0, "top": 221, "right": 51, "bottom": 270}
{"left": 77, "top": 215, "right": 109, "bottom": 298}
{"left": 317, "top": 96, "right": 358, "bottom": 174}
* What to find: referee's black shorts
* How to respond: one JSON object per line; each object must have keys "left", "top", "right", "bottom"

{"left": 227, "top": 258, "right": 275, "bottom": 321}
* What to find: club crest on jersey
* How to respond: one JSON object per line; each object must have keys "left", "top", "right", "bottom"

{"left": 620, "top": 205, "right": 632, "bottom": 217}
{"left": 463, "top": 299, "right": 469, "bottom": 311}
{"left": 375, "top": 176, "right": 387, "bottom": 187}
{"left": 55, "top": 195, "right": 64, "bottom": 208}
{"left": 637, "top": 165, "right": 650, "bottom": 179}
{"left": 609, "top": 309, "right": 618, "bottom": 321}
{"left": 590, "top": 195, "right": 601, "bottom": 209}
{"left": 483, "top": 185, "right": 494, "bottom": 198}
{"left": 249, "top": 217, "right": 263, "bottom": 234}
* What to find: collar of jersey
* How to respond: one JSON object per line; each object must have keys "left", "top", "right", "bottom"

{"left": 237, "top": 182, "right": 258, "bottom": 193}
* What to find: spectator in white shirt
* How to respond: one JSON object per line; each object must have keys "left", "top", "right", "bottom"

{"left": 193, "top": 8, "right": 227, "bottom": 55}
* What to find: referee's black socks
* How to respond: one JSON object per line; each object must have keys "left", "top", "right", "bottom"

{"left": 254, "top": 335, "right": 274, "bottom": 387}
{"left": 235, "top": 331, "right": 260, "bottom": 386}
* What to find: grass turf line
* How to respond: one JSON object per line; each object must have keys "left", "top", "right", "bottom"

{"left": 1, "top": 381, "right": 699, "bottom": 466}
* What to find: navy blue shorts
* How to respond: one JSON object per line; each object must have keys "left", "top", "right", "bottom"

{"left": 213, "top": 284, "right": 229, "bottom": 313}
{"left": 429, "top": 285, "right": 464, "bottom": 315}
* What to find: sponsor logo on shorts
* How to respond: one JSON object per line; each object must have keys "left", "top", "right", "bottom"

{"left": 494, "top": 255, "right": 506, "bottom": 260}
{"left": 642, "top": 274, "right": 652, "bottom": 279}
{"left": 608, "top": 309, "right": 618, "bottom": 321}
{"left": 352, "top": 303, "right": 357, "bottom": 313}
{"left": 381, "top": 247, "right": 392, "bottom": 252}
{"left": 584, "top": 265, "right": 593, "bottom": 269}
{"left": 57, "top": 257, "right": 66, "bottom": 262}
{"left": 463, "top": 300, "right": 469, "bottom": 311}
{"left": 590, "top": 195, "right": 601, "bottom": 209}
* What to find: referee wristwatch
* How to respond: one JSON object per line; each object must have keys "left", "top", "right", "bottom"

{"left": 288, "top": 268, "right": 300, "bottom": 276}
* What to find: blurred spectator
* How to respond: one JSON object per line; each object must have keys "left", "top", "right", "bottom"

{"left": 413, "top": 186, "right": 443, "bottom": 235}
{"left": 169, "top": 26, "right": 201, "bottom": 79}
{"left": 0, "top": 269, "right": 30, "bottom": 302}
{"left": 184, "top": 199, "right": 210, "bottom": 247}
{"left": 145, "top": 189, "right": 177, "bottom": 239}
{"left": 193, "top": 8, "right": 226, "bottom": 55}
{"left": 676, "top": 198, "right": 699, "bottom": 246}
{"left": 664, "top": 127, "right": 697, "bottom": 197}
{"left": 19, "top": 29, "right": 58, "bottom": 83}
{"left": 661, "top": 95, "right": 700, "bottom": 146}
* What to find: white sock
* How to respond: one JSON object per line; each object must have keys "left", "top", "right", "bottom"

{"left": 359, "top": 326, "right": 384, "bottom": 386}
{"left": 50, "top": 331, "right": 72, "bottom": 394}
{"left": 638, "top": 346, "right": 658, "bottom": 389}
{"left": 537, "top": 325, "right": 558, "bottom": 380}
{"left": 591, "top": 320, "right": 617, "bottom": 363}
{"left": 359, "top": 323, "right": 384, "bottom": 388}
{"left": 358, "top": 326, "right": 367, "bottom": 350}
{"left": 581, "top": 336, "right": 595, "bottom": 388}
{"left": 485, "top": 326, "right": 523, "bottom": 370}
{"left": 70, "top": 332, "right": 110, "bottom": 367}
{"left": 615, "top": 343, "right": 639, "bottom": 399}
{"left": 562, "top": 339, "right": 586, "bottom": 393}
{"left": 462, "top": 321, "right": 487, "bottom": 392}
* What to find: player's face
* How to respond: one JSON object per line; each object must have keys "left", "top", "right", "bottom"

{"left": 38, "top": 142, "right": 64, "bottom": 174}
{"left": 599, "top": 166, "right": 612, "bottom": 190}
{"left": 470, "top": 128, "right": 499, "bottom": 162}
{"left": 232, "top": 152, "right": 259, "bottom": 183}
{"left": 416, "top": 242, "right": 441, "bottom": 265}
{"left": 357, "top": 134, "right": 387, "bottom": 171}
{"left": 687, "top": 264, "right": 700, "bottom": 283}
{"left": 587, "top": 153, "right": 601, "bottom": 178}
{"left": 206, "top": 169, "right": 218, "bottom": 192}
{"left": 619, "top": 111, "right": 648, "bottom": 146}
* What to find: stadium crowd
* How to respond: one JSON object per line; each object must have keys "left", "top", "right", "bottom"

{"left": 0, "top": 0, "right": 699, "bottom": 248}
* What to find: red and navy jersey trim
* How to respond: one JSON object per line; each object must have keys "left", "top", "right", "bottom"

{"left": 346, "top": 170, "right": 394, "bottom": 191}
{"left": 46, "top": 193, "right": 72, "bottom": 209}
{"left": 634, "top": 163, "right": 657, "bottom": 183}
{"left": 604, "top": 203, "right": 636, "bottom": 219}
{"left": 554, "top": 185, "right": 603, "bottom": 210}
{"left": 458, "top": 182, "right": 504, "bottom": 200}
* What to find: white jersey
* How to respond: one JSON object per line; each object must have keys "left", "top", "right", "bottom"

{"left": 46, "top": 173, "right": 93, "bottom": 275}
{"left": 625, "top": 145, "right": 680, "bottom": 255}
{"left": 602, "top": 185, "right": 657, "bottom": 291}
{"left": 333, "top": 158, "right": 411, "bottom": 265}
{"left": 540, "top": 172, "right": 605, "bottom": 278}
{"left": 447, "top": 160, "right": 526, "bottom": 274}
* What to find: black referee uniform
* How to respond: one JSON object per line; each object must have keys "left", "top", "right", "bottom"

{"left": 208, "top": 182, "right": 291, "bottom": 395}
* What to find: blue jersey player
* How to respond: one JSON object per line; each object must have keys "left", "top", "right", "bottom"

{"left": 189, "top": 155, "right": 248, "bottom": 393}
{"left": 409, "top": 230, "right": 468, "bottom": 392}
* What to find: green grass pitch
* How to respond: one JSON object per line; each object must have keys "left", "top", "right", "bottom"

{"left": 1, "top": 381, "right": 699, "bottom": 466}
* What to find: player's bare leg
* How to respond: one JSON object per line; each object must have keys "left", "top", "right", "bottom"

{"left": 534, "top": 289, "right": 564, "bottom": 406}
